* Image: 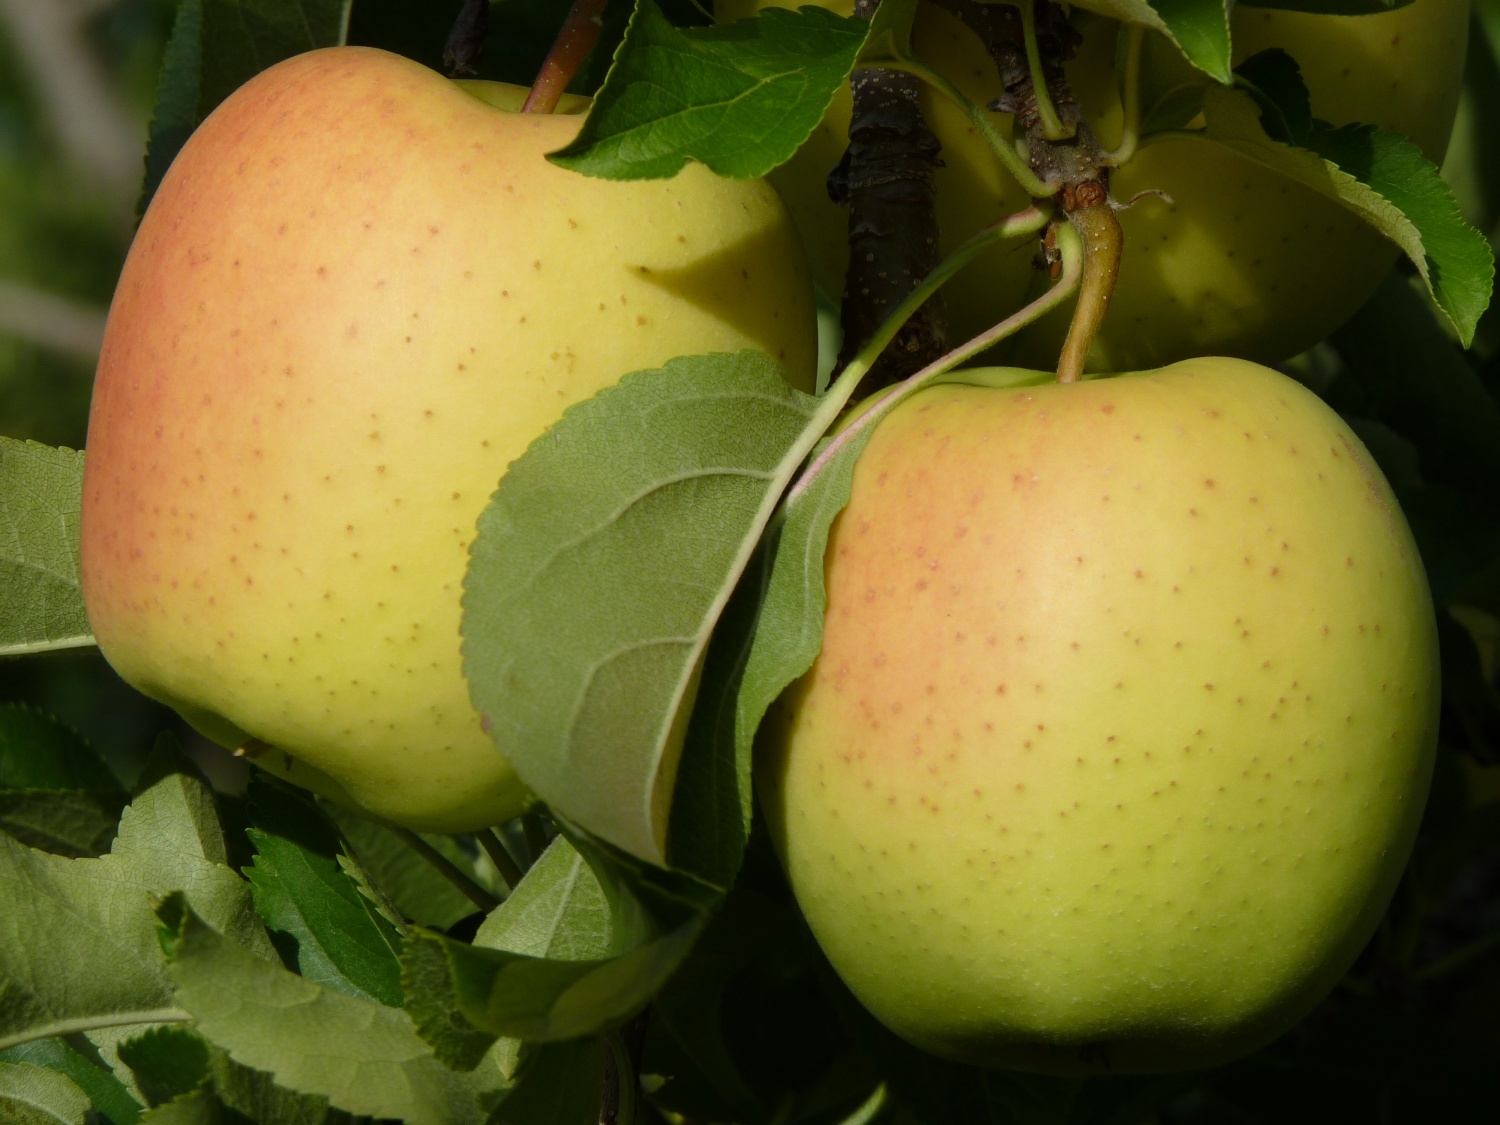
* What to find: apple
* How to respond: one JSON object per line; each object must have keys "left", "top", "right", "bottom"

{"left": 719, "top": 0, "right": 1468, "bottom": 368}
{"left": 758, "top": 358, "right": 1438, "bottom": 1073}
{"left": 79, "top": 47, "right": 818, "bottom": 833}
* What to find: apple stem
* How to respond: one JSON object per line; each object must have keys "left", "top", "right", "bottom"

{"left": 1056, "top": 186, "right": 1122, "bottom": 383}
{"left": 523, "top": 0, "right": 610, "bottom": 114}
{"left": 1020, "top": 1, "right": 1073, "bottom": 142}
{"left": 390, "top": 827, "right": 500, "bottom": 912}
{"left": 477, "top": 828, "right": 525, "bottom": 892}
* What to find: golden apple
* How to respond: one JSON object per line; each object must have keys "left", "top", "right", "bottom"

{"left": 759, "top": 358, "right": 1438, "bottom": 1073}
{"left": 721, "top": 0, "right": 1468, "bottom": 368}
{"left": 80, "top": 47, "right": 817, "bottom": 832}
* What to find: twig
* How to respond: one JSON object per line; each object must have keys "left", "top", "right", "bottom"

{"left": 477, "top": 828, "right": 525, "bottom": 892}
{"left": 390, "top": 828, "right": 500, "bottom": 913}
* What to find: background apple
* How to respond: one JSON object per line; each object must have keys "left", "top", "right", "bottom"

{"left": 79, "top": 47, "right": 818, "bottom": 833}
{"left": 759, "top": 359, "right": 1439, "bottom": 1073}
{"left": 720, "top": 0, "right": 1468, "bottom": 369}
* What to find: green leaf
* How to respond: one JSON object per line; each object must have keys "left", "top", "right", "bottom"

{"left": 1331, "top": 273, "right": 1500, "bottom": 495}
{"left": 0, "top": 706, "right": 120, "bottom": 793}
{"left": 140, "top": 0, "right": 353, "bottom": 214}
{"left": 117, "top": 1027, "right": 211, "bottom": 1108}
{"left": 324, "top": 805, "right": 480, "bottom": 932}
{"left": 0, "top": 440, "right": 90, "bottom": 656}
{"left": 403, "top": 833, "right": 714, "bottom": 1068}
{"left": 1199, "top": 80, "right": 1495, "bottom": 344}
{"left": 135, "top": 1090, "right": 223, "bottom": 1124}
{"left": 156, "top": 895, "right": 509, "bottom": 1125}
{"left": 402, "top": 904, "right": 701, "bottom": 1063}
{"left": 243, "top": 778, "right": 404, "bottom": 1007}
{"left": 206, "top": 1049, "right": 340, "bottom": 1125}
{"left": 490, "top": 1038, "right": 611, "bottom": 1125}
{"left": 0, "top": 739, "right": 269, "bottom": 1053}
{"left": 1238, "top": 0, "right": 1411, "bottom": 13}
{"left": 1070, "top": 1, "right": 1233, "bottom": 82}
{"left": 0, "top": 1062, "right": 90, "bottom": 1125}
{"left": 140, "top": 0, "right": 204, "bottom": 217}
{"left": 463, "top": 350, "right": 819, "bottom": 864}
{"left": 0, "top": 1038, "right": 142, "bottom": 1125}
{"left": 549, "top": 0, "right": 868, "bottom": 179}
{"left": 0, "top": 792, "right": 125, "bottom": 859}
{"left": 473, "top": 837, "right": 613, "bottom": 959}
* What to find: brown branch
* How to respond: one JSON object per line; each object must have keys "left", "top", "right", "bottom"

{"left": 833, "top": 0, "right": 948, "bottom": 390}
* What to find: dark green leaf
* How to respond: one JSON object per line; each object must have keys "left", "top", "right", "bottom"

{"left": 1331, "top": 273, "right": 1500, "bottom": 495}
{"left": 243, "top": 777, "right": 404, "bottom": 1006}
{"left": 463, "top": 351, "right": 819, "bottom": 864}
{"left": 490, "top": 1039, "right": 608, "bottom": 1125}
{"left": 1238, "top": 0, "right": 1411, "bottom": 12}
{"left": 0, "top": 705, "right": 119, "bottom": 792}
{"left": 0, "top": 1038, "right": 142, "bottom": 1125}
{"left": 117, "top": 1027, "right": 211, "bottom": 1108}
{"left": 0, "top": 791, "right": 124, "bottom": 858}
{"left": 550, "top": 0, "right": 868, "bottom": 180}
{"left": 139, "top": 0, "right": 204, "bottom": 217}
{"left": 0, "top": 440, "right": 90, "bottom": 656}
{"left": 1234, "top": 48, "right": 1312, "bottom": 145}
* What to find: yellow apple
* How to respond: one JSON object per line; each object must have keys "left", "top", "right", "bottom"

{"left": 80, "top": 47, "right": 817, "bottom": 833}
{"left": 759, "top": 358, "right": 1438, "bottom": 1073}
{"left": 720, "top": 0, "right": 1468, "bottom": 368}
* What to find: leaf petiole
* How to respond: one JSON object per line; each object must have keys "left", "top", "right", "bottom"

{"left": 792, "top": 220, "right": 1084, "bottom": 503}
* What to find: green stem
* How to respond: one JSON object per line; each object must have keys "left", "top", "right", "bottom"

{"left": 0, "top": 1010, "right": 194, "bottom": 1053}
{"left": 390, "top": 828, "right": 499, "bottom": 913}
{"left": 1103, "top": 24, "right": 1144, "bottom": 166}
{"left": 1021, "top": 1, "right": 1073, "bottom": 141}
{"left": 883, "top": 55, "right": 1053, "bottom": 198}
{"left": 477, "top": 828, "right": 525, "bottom": 892}
{"left": 789, "top": 221, "right": 1084, "bottom": 504}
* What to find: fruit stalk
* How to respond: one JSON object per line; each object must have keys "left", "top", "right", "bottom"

{"left": 1056, "top": 182, "right": 1122, "bottom": 383}
{"left": 929, "top": 0, "right": 1121, "bottom": 377}
{"left": 523, "top": 0, "right": 611, "bottom": 113}
{"left": 832, "top": 0, "right": 949, "bottom": 388}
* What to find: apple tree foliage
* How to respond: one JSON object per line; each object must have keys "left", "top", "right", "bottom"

{"left": 2, "top": 0, "right": 1500, "bottom": 1121}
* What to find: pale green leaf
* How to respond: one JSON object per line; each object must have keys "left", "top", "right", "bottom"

{"left": 463, "top": 350, "right": 818, "bottom": 864}
{"left": 0, "top": 743, "right": 268, "bottom": 1053}
{"left": 0, "top": 440, "right": 90, "bottom": 656}
{"left": 0, "top": 1062, "right": 90, "bottom": 1125}
{"left": 158, "top": 897, "right": 508, "bottom": 1125}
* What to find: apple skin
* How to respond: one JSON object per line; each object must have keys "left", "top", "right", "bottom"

{"left": 720, "top": 0, "right": 1467, "bottom": 368}
{"left": 758, "top": 359, "right": 1438, "bottom": 1073}
{"left": 80, "top": 47, "right": 817, "bottom": 833}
